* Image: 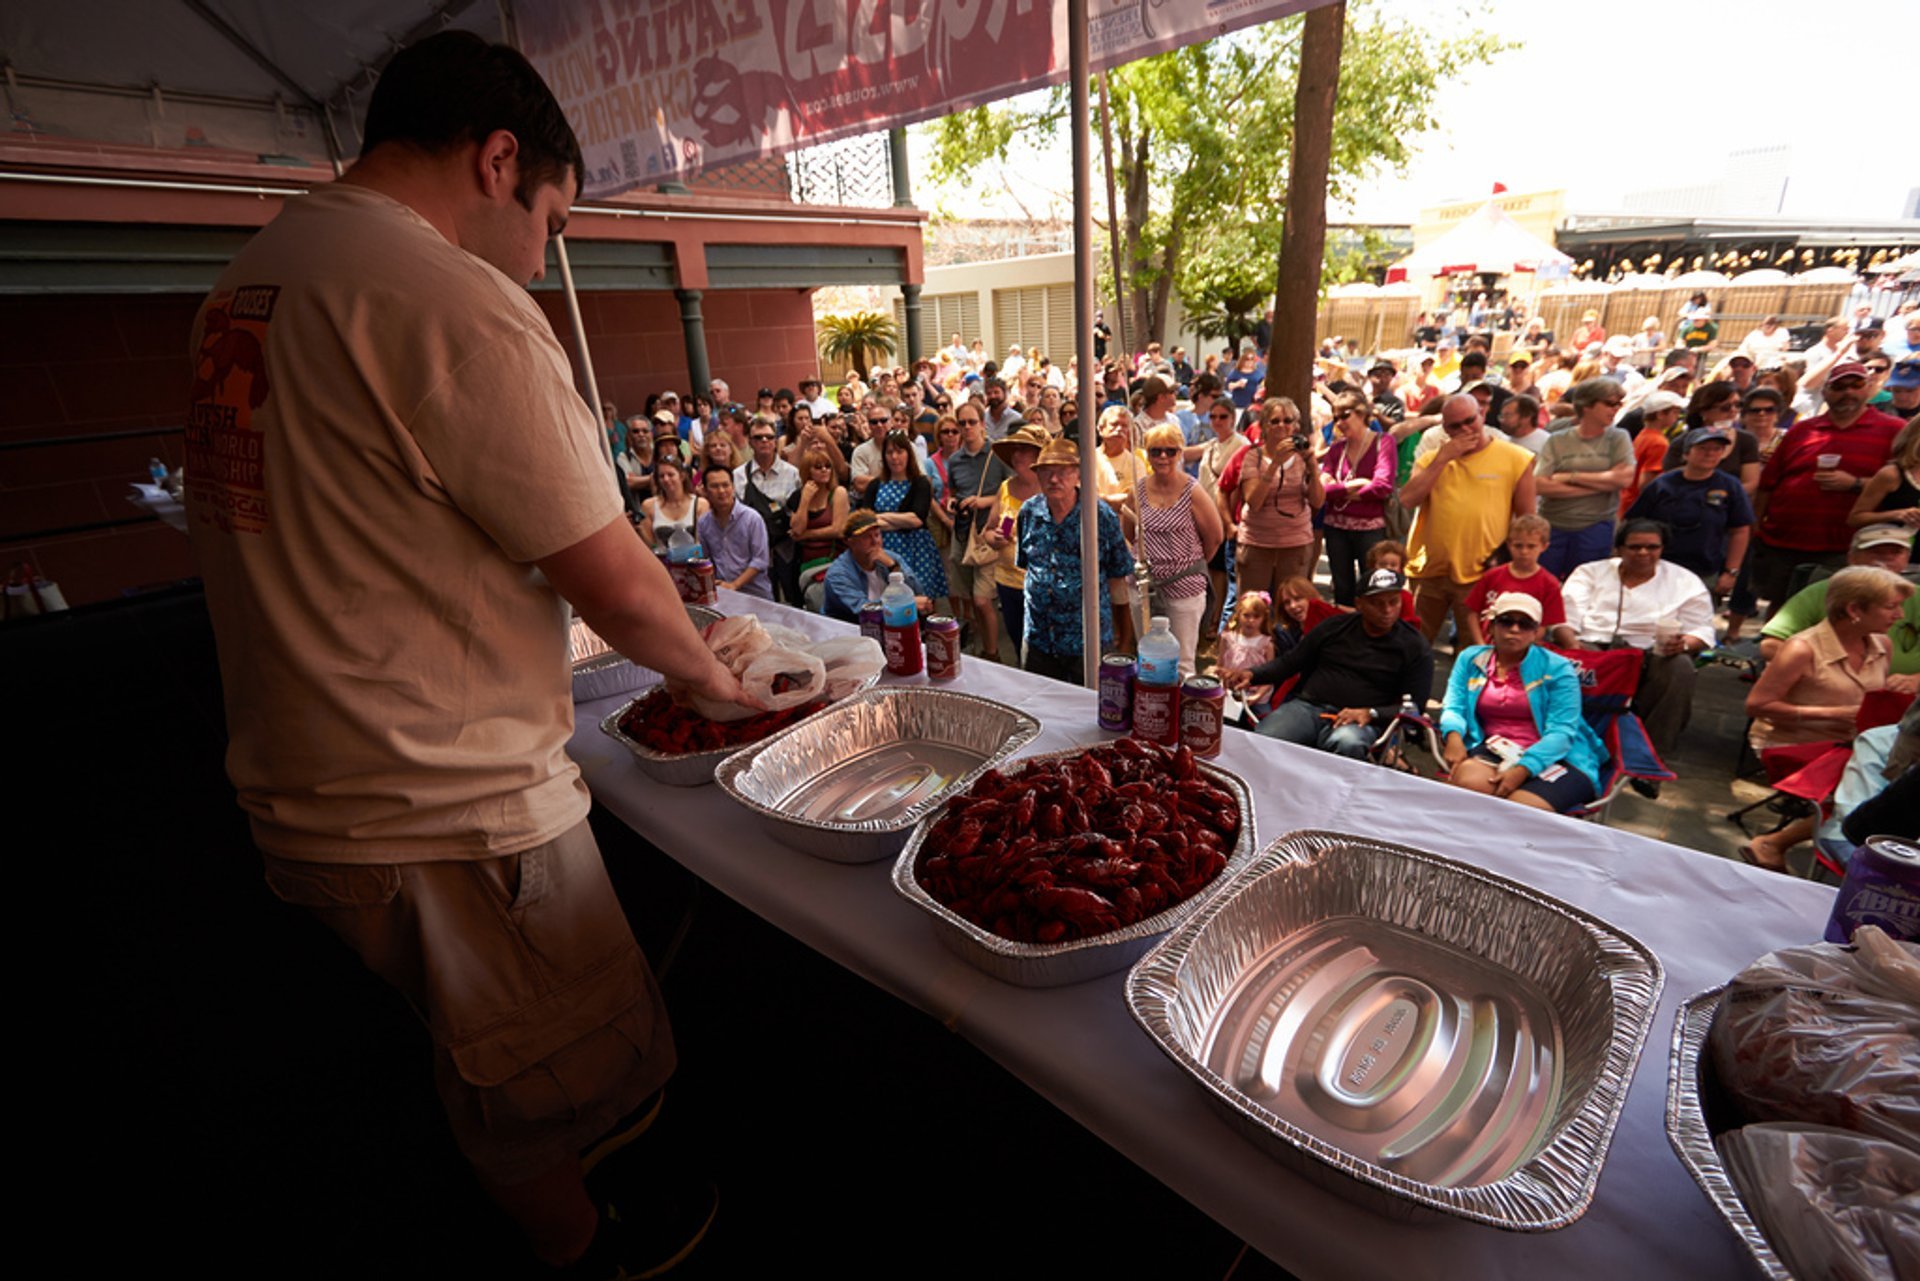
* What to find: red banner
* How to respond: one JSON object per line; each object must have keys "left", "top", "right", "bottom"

{"left": 517, "top": 1, "right": 1326, "bottom": 200}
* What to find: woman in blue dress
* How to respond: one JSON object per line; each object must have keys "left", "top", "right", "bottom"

{"left": 856, "top": 430, "right": 948, "bottom": 600}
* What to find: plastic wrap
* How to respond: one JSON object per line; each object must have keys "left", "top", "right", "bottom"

{"left": 1716, "top": 1123, "right": 1920, "bottom": 1281}
{"left": 1708, "top": 927, "right": 1920, "bottom": 1150}
{"left": 684, "top": 615, "right": 881, "bottom": 722}
{"left": 813, "top": 635, "right": 887, "bottom": 700}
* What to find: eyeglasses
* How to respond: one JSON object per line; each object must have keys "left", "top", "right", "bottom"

{"left": 938, "top": 428, "right": 960, "bottom": 437}
{"left": 1492, "top": 615, "right": 1538, "bottom": 630}
{"left": 1147, "top": 446, "right": 1181, "bottom": 458}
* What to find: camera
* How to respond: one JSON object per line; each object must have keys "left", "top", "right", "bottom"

{"left": 1291, "top": 432, "right": 1311, "bottom": 453}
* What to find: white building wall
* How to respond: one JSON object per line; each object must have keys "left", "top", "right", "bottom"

{"left": 883, "top": 250, "right": 1213, "bottom": 370}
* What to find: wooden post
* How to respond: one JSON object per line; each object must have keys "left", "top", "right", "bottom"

{"left": 1266, "top": 2, "right": 1346, "bottom": 409}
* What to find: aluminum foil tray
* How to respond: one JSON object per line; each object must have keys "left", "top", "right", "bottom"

{"left": 890, "top": 748, "right": 1257, "bottom": 987}
{"left": 571, "top": 605, "right": 722, "bottom": 704}
{"left": 1126, "top": 829, "right": 1663, "bottom": 1231}
{"left": 1666, "top": 986, "right": 1794, "bottom": 1279}
{"left": 599, "top": 670, "right": 880, "bottom": 788}
{"left": 714, "top": 688, "right": 1041, "bottom": 864}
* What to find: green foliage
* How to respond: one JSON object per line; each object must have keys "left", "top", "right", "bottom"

{"left": 816, "top": 310, "right": 899, "bottom": 378}
{"left": 921, "top": 2, "right": 1506, "bottom": 349}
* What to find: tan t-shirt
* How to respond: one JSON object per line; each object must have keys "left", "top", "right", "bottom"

{"left": 185, "top": 183, "right": 621, "bottom": 863}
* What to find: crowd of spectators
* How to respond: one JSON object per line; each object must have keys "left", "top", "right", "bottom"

{"left": 607, "top": 294, "right": 1916, "bottom": 856}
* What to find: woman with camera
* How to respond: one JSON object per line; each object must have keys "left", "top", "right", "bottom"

{"left": 1231, "top": 398, "right": 1325, "bottom": 606}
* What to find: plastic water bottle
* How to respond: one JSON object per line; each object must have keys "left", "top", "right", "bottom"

{"left": 665, "top": 527, "right": 701, "bottom": 563}
{"left": 1137, "top": 616, "right": 1181, "bottom": 687}
{"left": 1399, "top": 694, "right": 1420, "bottom": 721}
{"left": 880, "top": 571, "right": 923, "bottom": 676}
{"left": 148, "top": 457, "right": 169, "bottom": 487}
{"left": 1131, "top": 617, "right": 1182, "bottom": 745}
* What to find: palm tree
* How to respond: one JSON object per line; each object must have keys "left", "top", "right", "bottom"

{"left": 817, "top": 310, "right": 899, "bottom": 379}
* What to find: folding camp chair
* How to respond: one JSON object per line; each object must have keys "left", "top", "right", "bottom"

{"left": 1545, "top": 645, "right": 1678, "bottom": 823}
{"left": 1728, "top": 688, "right": 1914, "bottom": 877}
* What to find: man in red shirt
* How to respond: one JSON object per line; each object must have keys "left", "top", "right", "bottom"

{"left": 1749, "top": 362, "right": 1903, "bottom": 615}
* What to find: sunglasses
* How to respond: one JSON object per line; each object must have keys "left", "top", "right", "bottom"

{"left": 1492, "top": 615, "right": 1538, "bottom": 629}
{"left": 1209, "top": 411, "right": 1234, "bottom": 420}
{"left": 1267, "top": 415, "right": 1299, "bottom": 426}
{"left": 1601, "top": 399, "right": 1625, "bottom": 407}
{"left": 867, "top": 417, "right": 891, "bottom": 426}
{"left": 1745, "top": 405, "right": 1779, "bottom": 413}
{"left": 1147, "top": 446, "right": 1181, "bottom": 458}
{"left": 1442, "top": 417, "right": 1477, "bottom": 429}
{"left": 749, "top": 434, "right": 776, "bottom": 442}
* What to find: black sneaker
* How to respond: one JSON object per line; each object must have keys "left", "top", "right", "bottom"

{"left": 556, "top": 1181, "right": 718, "bottom": 1279}
{"left": 1629, "top": 777, "right": 1663, "bottom": 800}
{"left": 580, "top": 1089, "right": 666, "bottom": 1177}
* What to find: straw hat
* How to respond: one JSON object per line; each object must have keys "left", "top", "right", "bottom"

{"left": 1033, "top": 437, "right": 1080, "bottom": 470}
{"left": 991, "top": 422, "right": 1052, "bottom": 464}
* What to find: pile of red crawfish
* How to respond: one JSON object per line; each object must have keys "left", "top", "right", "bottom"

{"left": 915, "top": 738, "right": 1241, "bottom": 945}
{"left": 617, "top": 687, "right": 828, "bottom": 755}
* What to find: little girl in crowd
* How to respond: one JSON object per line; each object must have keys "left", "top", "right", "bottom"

{"left": 1220, "top": 590, "right": 1277, "bottom": 712}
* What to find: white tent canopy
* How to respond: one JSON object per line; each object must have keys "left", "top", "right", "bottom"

{"left": 1386, "top": 200, "right": 1572, "bottom": 283}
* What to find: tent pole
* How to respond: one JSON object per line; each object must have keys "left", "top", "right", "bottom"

{"left": 1071, "top": 0, "right": 1099, "bottom": 685}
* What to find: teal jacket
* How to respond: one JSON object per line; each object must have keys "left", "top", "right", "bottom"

{"left": 1439, "top": 644, "right": 1605, "bottom": 792}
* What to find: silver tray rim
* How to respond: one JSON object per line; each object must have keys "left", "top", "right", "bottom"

{"left": 571, "top": 604, "right": 723, "bottom": 673}
{"left": 1125, "top": 828, "right": 1666, "bottom": 1232}
{"left": 712, "top": 687, "right": 1042, "bottom": 837}
{"left": 598, "top": 670, "right": 881, "bottom": 787}
{"left": 889, "top": 745, "right": 1258, "bottom": 981}
{"left": 1665, "top": 985, "right": 1794, "bottom": 1280}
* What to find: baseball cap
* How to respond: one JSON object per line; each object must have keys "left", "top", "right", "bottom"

{"left": 1727, "top": 352, "right": 1754, "bottom": 365}
{"left": 1358, "top": 567, "right": 1406, "bottom": 597}
{"left": 1886, "top": 359, "right": 1920, "bottom": 390}
{"left": 1742, "top": 386, "right": 1786, "bottom": 409}
{"left": 1853, "top": 523, "right": 1913, "bottom": 551}
{"left": 1857, "top": 317, "right": 1886, "bottom": 334}
{"left": 1603, "top": 335, "right": 1634, "bottom": 358}
{"left": 1827, "top": 361, "right": 1871, "bottom": 385}
{"left": 1484, "top": 591, "right": 1543, "bottom": 623}
{"left": 1679, "top": 427, "right": 1734, "bottom": 453}
{"left": 1638, "top": 390, "right": 1687, "bottom": 415}
{"left": 651, "top": 409, "right": 677, "bottom": 426}
{"left": 843, "top": 510, "right": 883, "bottom": 539}
{"left": 1505, "top": 350, "right": 1532, "bottom": 367}
{"left": 659, "top": 389, "right": 680, "bottom": 402}
{"left": 1369, "top": 358, "right": 1397, "bottom": 374}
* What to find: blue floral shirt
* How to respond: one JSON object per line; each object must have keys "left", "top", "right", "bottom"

{"left": 1016, "top": 494, "right": 1135, "bottom": 657}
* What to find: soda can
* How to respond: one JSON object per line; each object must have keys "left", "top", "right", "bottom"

{"left": 858, "top": 601, "right": 885, "bottom": 647}
{"left": 1178, "top": 676, "right": 1226, "bottom": 758}
{"left": 1825, "top": 835, "right": 1920, "bottom": 944}
{"left": 1098, "top": 654, "right": 1136, "bottom": 732}
{"left": 668, "top": 558, "right": 715, "bottom": 606}
{"left": 925, "top": 615, "right": 962, "bottom": 680}
{"left": 690, "top": 558, "right": 716, "bottom": 605}
{"left": 1133, "top": 681, "right": 1179, "bottom": 747}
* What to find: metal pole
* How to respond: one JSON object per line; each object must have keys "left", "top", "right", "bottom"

{"left": 552, "top": 235, "right": 621, "bottom": 505}
{"left": 1071, "top": 0, "right": 1099, "bottom": 685}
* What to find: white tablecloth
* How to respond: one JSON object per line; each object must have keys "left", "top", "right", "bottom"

{"left": 569, "top": 589, "right": 1831, "bottom": 1279}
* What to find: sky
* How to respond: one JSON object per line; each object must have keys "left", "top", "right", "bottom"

{"left": 907, "top": 0, "right": 1918, "bottom": 227}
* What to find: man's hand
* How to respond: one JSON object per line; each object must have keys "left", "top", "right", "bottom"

{"left": 1331, "top": 706, "right": 1373, "bottom": 728}
{"left": 668, "top": 656, "right": 763, "bottom": 714}
{"left": 1813, "top": 469, "right": 1858, "bottom": 492}
{"left": 1218, "top": 667, "right": 1251, "bottom": 692}
{"left": 1493, "top": 764, "right": 1532, "bottom": 798}
{"left": 1887, "top": 672, "right": 1919, "bottom": 697}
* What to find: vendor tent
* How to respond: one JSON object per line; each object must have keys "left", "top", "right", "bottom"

{"left": 1386, "top": 200, "right": 1573, "bottom": 282}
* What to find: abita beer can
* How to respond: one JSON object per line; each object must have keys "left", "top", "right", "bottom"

{"left": 924, "top": 615, "right": 962, "bottom": 680}
{"left": 1178, "top": 676, "right": 1225, "bottom": 758}
{"left": 1097, "top": 653, "right": 1135, "bottom": 732}
{"left": 858, "top": 601, "right": 886, "bottom": 647}
{"left": 1825, "top": 835, "right": 1919, "bottom": 944}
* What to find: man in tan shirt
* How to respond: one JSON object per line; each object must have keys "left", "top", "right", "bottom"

{"left": 185, "top": 32, "right": 737, "bottom": 1275}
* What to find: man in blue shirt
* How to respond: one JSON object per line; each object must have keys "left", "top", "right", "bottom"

{"left": 696, "top": 465, "right": 772, "bottom": 599}
{"left": 820, "top": 510, "right": 927, "bottom": 621}
{"left": 1625, "top": 428, "right": 1753, "bottom": 592}
{"left": 1015, "top": 437, "right": 1135, "bottom": 683}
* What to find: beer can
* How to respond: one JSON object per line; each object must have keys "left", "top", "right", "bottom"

{"left": 858, "top": 601, "right": 886, "bottom": 647}
{"left": 1825, "top": 835, "right": 1920, "bottom": 944}
{"left": 1133, "top": 681, "right": 1179, "bottom": 747}
{"left": 925, "top": 615, "right": 962, "bottom": 680}
{"left": 1098, "top": 654, "right": 1136, "bottom": 732}
{"left": 1178, "top": 676, "right": 1226, "bottom": 758}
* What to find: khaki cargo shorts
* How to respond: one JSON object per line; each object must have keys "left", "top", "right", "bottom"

{"left": 262, "top": 820, "right": 673, "bottom": 1184}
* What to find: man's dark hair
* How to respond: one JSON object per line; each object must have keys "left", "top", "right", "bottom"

{"left": 1459, "top": 350, "right": 1489, "bottom": 372}
{"left": 1191, "top": 372, "right": 1224, "bottom": 398}
{"left": 1140, "top": 375, "right": 1172, "bottom": 403}
{"left": 774, "top": 387, "right": 796, "bottom": 403}
{"left": 1511, "top": 393, "right": 1541, "bottom": 422}
{"left": 702, "top": 463, "right": 734, "bottom": 485}
{"left": 1663, "top": 348, "right": 1696, "bottom": 369}
{"left": 360, "top": 31, "right": 584, "bottom": 207}
{"left": 984, "top": 377, "right": 1006, "bottom": 393}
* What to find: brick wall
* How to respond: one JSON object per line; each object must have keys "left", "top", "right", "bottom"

{"left": 2, "top": 288, "right": 824, "bottom": 608}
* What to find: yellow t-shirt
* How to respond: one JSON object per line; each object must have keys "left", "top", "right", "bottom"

{"left": 1406, "top": 439, "right": 1534, "bottom": 584}
{"left": 186, "top": 183, "right": 622, "bottom": 862}
{"left": 992, "top": 480, "right": 1030, "bottom": 589}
